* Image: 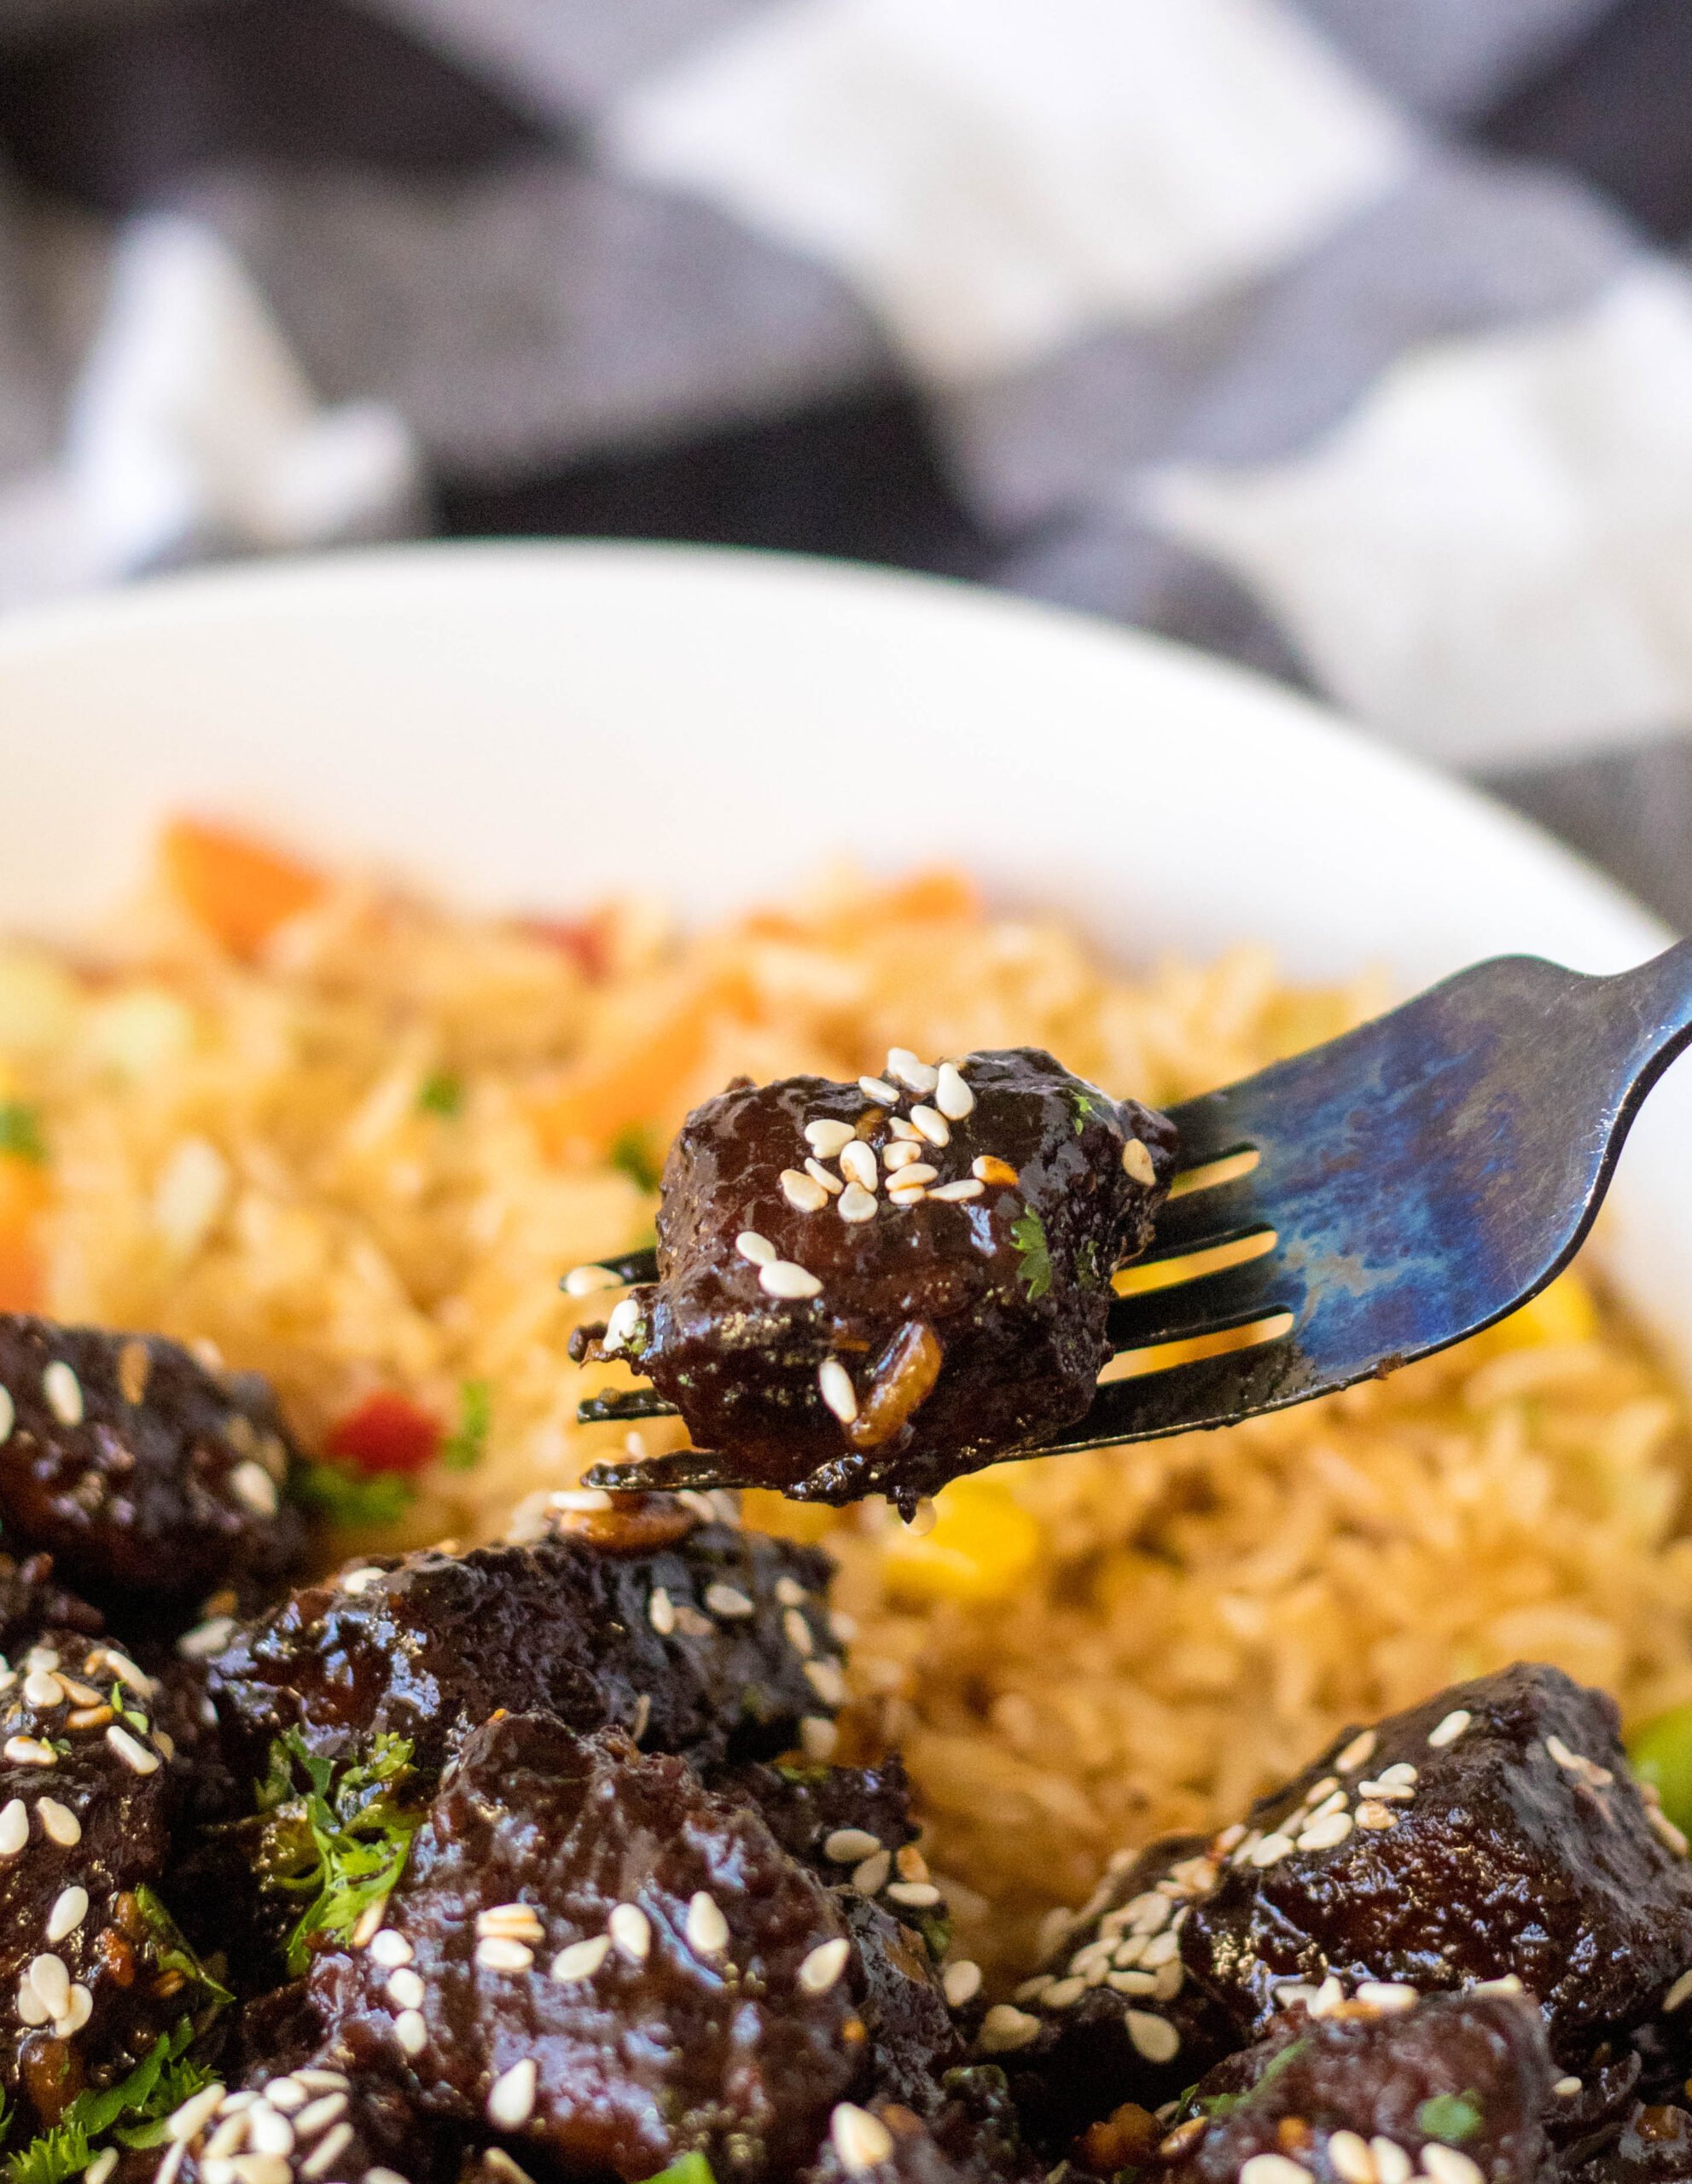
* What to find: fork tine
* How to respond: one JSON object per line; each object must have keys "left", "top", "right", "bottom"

{"left": 1106, "top": 1251, "right": 1288, "bottom": 1350}
{"left": 1044, "top": 1332, "right": 1303, "bottom": 1455}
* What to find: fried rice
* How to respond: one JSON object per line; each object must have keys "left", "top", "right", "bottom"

{"left": 0, "top": 822, "right": 1686, "bottom": 1978}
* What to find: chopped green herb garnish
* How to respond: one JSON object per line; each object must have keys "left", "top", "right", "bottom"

{"left": 0, "top": 1103, "right": 46, "bottom": 1165}
{"left": 610, "top": 1123, "right": 664, "bottom": 1195}
{"left": 256, "top": 1729, "right": 422, "bottom": 1975}
{"left": 1076, "top": 1237, "right": 1102, "bottom": 1292}
{"left": 1416, "top": 2093, "right": 1482, "bottom": 2146}
{"left": 439, "top": 1378, "right": 491, "bottom": 1472}
{"left": 7, "top": 2122, "right": 86, "bottom": 2184}
{"left": 131, "top": 1885, "right": 234, "bottom": 2008}
{"left": 6, "top": 2019, "right": 213, "bottom": 2183}
{"left": 636, "top": 2158, "right": 715, "bottom": 2184}
{"left": 295, "top": 1459, "right": 416, "bottom": 1529}
{"left": 1198, "top": 2036, "right": 1307, "bottom": 2119}
{"left": 1010, "top": 1207, "right": 1053, "bottom": 1300}
{"left": 417, "top": 1071, "right": 463, "bottom": 1118}
{"left": 1070, "top": 1090, "right": 1102, "bottom": 1135}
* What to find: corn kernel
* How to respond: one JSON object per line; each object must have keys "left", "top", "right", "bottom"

{"left": 880, "top": 1478, "right": 1042, "bottom": 1606}
{"left": 741, "top": 1490, "right": 839, "bottom": 1547}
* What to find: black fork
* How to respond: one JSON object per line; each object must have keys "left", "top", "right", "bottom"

{"left": 573, "top": 939, "right": 1692, "bottom": 1485}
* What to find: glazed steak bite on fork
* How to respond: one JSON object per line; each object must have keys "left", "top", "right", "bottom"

{"left": 572, "top": 1049, "right": 1177, "bottom": 1507}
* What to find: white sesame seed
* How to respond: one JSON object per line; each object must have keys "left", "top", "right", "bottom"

{"left": 1474, "top": 1976, "right": 1524, "bottom": 1995}
{"left": 609, "top": 1902, "right": 651, "bottom": 1961}
{"left": 15, "top": 1978, "right": 47, "bottom": 2026}
{"left": 1357, "top": 1780, "right": 1413, "bottom": 1803}
{"left": 262, "top": 2082, "right": 305, "bottom": 2112}
{"left": 1125, "top": 2010, "right": 1181, "bottom": 2063}
{"left": 293, "top": 2073, "right": 351, "bottom": 2094}
{"left": 4, "top": 1738, "right": 55, "bottom": 1768}
{"left": 42, "top": 1362, "right": 83, "bottom": 1428}
{"left": 477, "top": 1937, "right": 535, "bottom": 1972}
{"left": 1327, "top": 2131, "right": 1376, "bottom": 2184}
{"left": 882, "top": 1141, "right": 923, "bottom": 1172}
{"left": 943, "top": 1960, "right": 982, "bottom": 2008}
{"left": 395, "top": 2008, "right": 427, "bottom": 2055}
{"left": 230, "top": 1461, "right": 280, "bottom": 1518}
{"left": 564, "top": 1263, "right": 622, "bottom": 1296}
{"left": 887, "top": 1185, "right": 927, "bottom": 1208}
{"left": 301, "top": 2125, "right": 355, "bottom": 2180}
{"left": 1122, "top": 1139, "right": 1156, "bottom": 1186}
{"left": 705, "top": 1583, "right": 754, "bottom": 1619}
{"left": 934, "top": 1064, "right": 974, "bottom": 1121}
{"left": 818, "top": 1359, "right": 858, "bottom": 1426}
{"left": 1357, "top": 1981, "right": 1419, "bottom": 2014}
{"left": 886, "top": 1163, "right": 938, "bottom": 1188}
{"left": 247, "top": 2110, "right": 294, "bottom": 2158}
{"left": 1138, "top": 1930, "right": 1179, "bottom": 1969}
{"left": 1108, "top": 1969, "right": 1157, "bottom": 1996}
{"left": 602, "top": 1298, "right": 642, "bottom": 1353}
{"left": 55, "top": 1982, "right": 91, "bottom": 2036}
{"left": 167, "top": 2083, "right": 229, "bottom": 2143}
{"left": 805, "top": 1657, "right": 846, "bottom": 1706}
{"left": 37, "top": 1798, "right": 78, "bottom": 1850}
{"left": 1553, "top": 2077, "right": 1583, "bottom": 2098}
{"left": 487, "top": 2059, "right": 537, "bottom": 2129}
{"left": 1354, "top": 1800, "right": 1396, "bottom": 1831}
{"left": 0, "top": 1801, "right": 26, "bottom": 1856}
{"left": 102, "top": 1650, "right": 153, "bottom": 1698}
{"left": 369, "top": 1928, "right": 413, "bottom": 1967}
{"left": 887, "top": 1116, "right": 922, "bottom": 1141}
{"left": 46, "top": 1886, "right": 87, "bottom": 1943}
{"left": 831, "top": 2103, "right": 894, "bottom": 2174}
{"left": 1297, "top": 1811, "right": 1354, "bottom": 1851}
{"left": 805, "top": 1159, "right": 844, "bottom": 1195}
{"left": 22, "top": 1670, "right": 62, "bottom": 1709}
{"left": 293, "top": 2095, "right": 349, "bottom": 2141}
{"left": 805, "top": 1119, "right": 855, "bottom": 1159}
{"left": 1248, "top": 1832, "right": 1296, "bottom": 1867}
{"left": 1336, "top": 1729, "right": 1376, "bottom": 1772}
{"left": 760, "top": 1259, "right": 824, "bottom": 1298}
{"left": 1666, "top": 1967, "right": 1692, "bottom": 2012}
{"left": 0, "top": 1389, "right": 11, "bottom": 1444}
{"left": 839, "top": 1141, "right": 879, "bottom": 1192}
{"left": 978, "top": 2004, "right": 1042, "bottom": 2054}
{"left": 1650, "top": 1805, "right": 1690, "bottom": 1855}
{"left": 858, "top": 1077, "right": 899, "bottom": 1106}
{"left": 852, "top": 1849, "right": 892, "bottom": 1896}
{"left": 551, "top": 1935, "right": 611, "bottom": 1982}
{"left": 233, "top": 2158, "right": 292, "bottom": 2184}
{"left": 910, "top": 1105, "right": 950, "bottom": 1147}
{"left": 107, "top": 1724, "right": 160, "bottom": 1774}
{"left": 205, "top": 2118, "right": 250, "bottom": 2161}
{"left": 887, "top": 1880, "right": 942, "bottom": 1909}
{"left": 24, "top": 1647, "right": 58, "bottom": 1672}
{"left": 887, "top": 1051, "right": 939, "bottom": 1096}
{"left": 364, "top": 2172, "right": 411, "bottom": 2184}
{"left": 386, "top": 1968, "right": 426, "bottom": 2009}
{"left": 781, "top": 1170, "right": 830, "bottom": 1214}
{"left": 776, "top": 1576, "right": 806, "bottom": 1606}
{"left": 736, "top": 1231, "right": 778, "bottom": 1266}
{"left": 1420, "top": 2150, "right": 1483, "bottom": 2184}
{"left": 801, "top": 1716, "right": 839, "bottom": 1760}
{"left": 927, "top": 1179, "right": 983, "bottom": 1202}
{"left": 179, "top": 1616, "right": 239, "bottom": 1658}
{"left": 1377, "top": 1762, "right": 1417, "bottom": 1786}
{"left": 352, "top": 1896, "right": 390, "bottom": 1949}
{"left": 683, "top": 1891, "right": 729, "bottom": 1957}
{"left": 648, "top": 1587, "right": 676, "bottom": 1636}
{"left": 1427, "top": 1709, "right": 1472, "bottom": 1749}
{"left": 837, "top": 1182, "right": 878, "bottom": 1225}
{"left": 799, "top": 1936, "right": 851, "bottom": 1994}
{"left": 1308, "top": 1975, "right": 1347, "bottom": 2017}
{"left": 1238, "top": 2160, "right": 1311, "bottom": 2184}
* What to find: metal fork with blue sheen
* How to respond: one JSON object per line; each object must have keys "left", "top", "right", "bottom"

{"left": 573, "top": 939, "right": 1692, "bottom": 1490}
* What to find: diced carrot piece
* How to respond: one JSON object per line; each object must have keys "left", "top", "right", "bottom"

{"left": 160, "top": 819, "right": 324, "bottom": 959}
{"left": 532, "top": 973, "right": 753, "bottom": 1159}
{"left": 0, "top": 1157, "right": 46, "bottom": 1311}
{"left": 877, "top": 868, "right": 980, "bottom": 924}
{"left": 326, "top": 1391, "right": 443, "bottom": 1475}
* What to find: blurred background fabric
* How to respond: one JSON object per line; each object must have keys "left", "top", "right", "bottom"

{"left": 3, "top": 0, "right": 1692, "bottom": 924}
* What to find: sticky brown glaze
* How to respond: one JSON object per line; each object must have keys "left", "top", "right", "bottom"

{"left": 579, "top": 1050, "right": 1177, "bottom": 1507}
{"left": 204, "top": 1507, "right": 839, "bottom": 1792}
{"left": 994, "top": 1835, "right": 1240, "bottom": 2146}
{"left": 1157, "top": 1989, "right": 1555, "bottom": 2184}
{"left": 1181, "top": 1664, "right": 1692, "bottom": 2066}
{"left": 0, "top": 1553, "right": 103, "bottom": 1654}
{"left": 1571, "top": 2100, "right": 1692, "bottom": 2181}
{"left": 800, "top": 2080, "right": 1038, "bottom": 2184}
{"left": 300, "top": 1713, "right": 868, "bottom": 2181}
{"left": 0, "top": 1317, "right": 307, "bottom": 1616}
{"left": 0, "top": 1629, "right": 218, "bottom": 2133}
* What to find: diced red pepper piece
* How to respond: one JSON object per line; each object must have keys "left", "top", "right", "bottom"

{"left": 326, "top": 1391, "right": 442, "bottom": 1476}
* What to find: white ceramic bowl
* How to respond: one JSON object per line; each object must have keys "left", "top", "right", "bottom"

{"left": 1, "top": 540, "right": 1684, "bottom": 1382}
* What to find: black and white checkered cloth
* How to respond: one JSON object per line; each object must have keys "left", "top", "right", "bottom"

{"left": 3, "top": 0, "right": 1692, "bottom": 923}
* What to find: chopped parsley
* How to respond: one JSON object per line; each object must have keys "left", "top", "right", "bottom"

{"left": 0, "top": 1102, "right": 46, "bottom": 1165}
{"left": 1010, "top": 1207, "right": 1054, "bottom": 1301}
{"left": 256, "top": 1729, "right": 422, "bottom": 1975}
{"left": 610, "top": 1123, "right": 664, "bottom": 1195}
{"left": 6, "top": 2018, "right": 213, "bottom": 2184}
{"left": 1197, "top": 2037, "right": 1306, "bottom": 2120}
{"left": 1416, "top": 2093, "right": 1482, "bottom": 2146}
{"left": 1076, "top": 1237, "right": 1102, "bottom": 1292}
{"left": 1070, "top": 1090, "right": 1102, "bottom": 1135}
{"left": 440, "top": 1378, "right": 491, "bottom": 1472}
{"left": 417, "top": 1071, "right": 463, "bottom": 1118}
{"left": 295, "top": 1459, "right": 416, "bottom": 1529}
{"left": 131, "top": 1885, "right": 234, "bottom": 2009}
{"left": 636, "top": 2158, "right": 715, "bottom": 2184}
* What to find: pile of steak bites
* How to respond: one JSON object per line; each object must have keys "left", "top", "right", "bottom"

{"left": 4, "top": 1310, "right": 1692, "bottom": 2184}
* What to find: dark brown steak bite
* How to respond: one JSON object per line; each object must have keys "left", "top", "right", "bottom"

{"left": 1183, "top": 1664, "right": 1692, "bottom": 2064}
{"left": 1570, "top": 2100, "right": 1692, "bottom": 2181}
{"left": 205, "top": 1501, "right": 838, "bottom": 1788}
{"left": 0, "top": 1552, "right": 102, "bottom": 1653}
{"left": 0, "top": 1316, "right": 306, "bottom": 1610}
{"left": 579, "top": 1048, "right": 1177, "bottom": 1506}
{"left": 0, "top": 1629, "right": 220, "bottom": 2132}
{"left": 1160, "top": 1989, "right": 1555, "bottom": 2184}
{"left": 299, "top": 1713, "right": 869, "bottom": 2181}
{"left": 801, "top": 2083, "right": 1037, "bottom": 2184}
{"left": 986, "top": 1835, "right": 1240, "bottom": 2143}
